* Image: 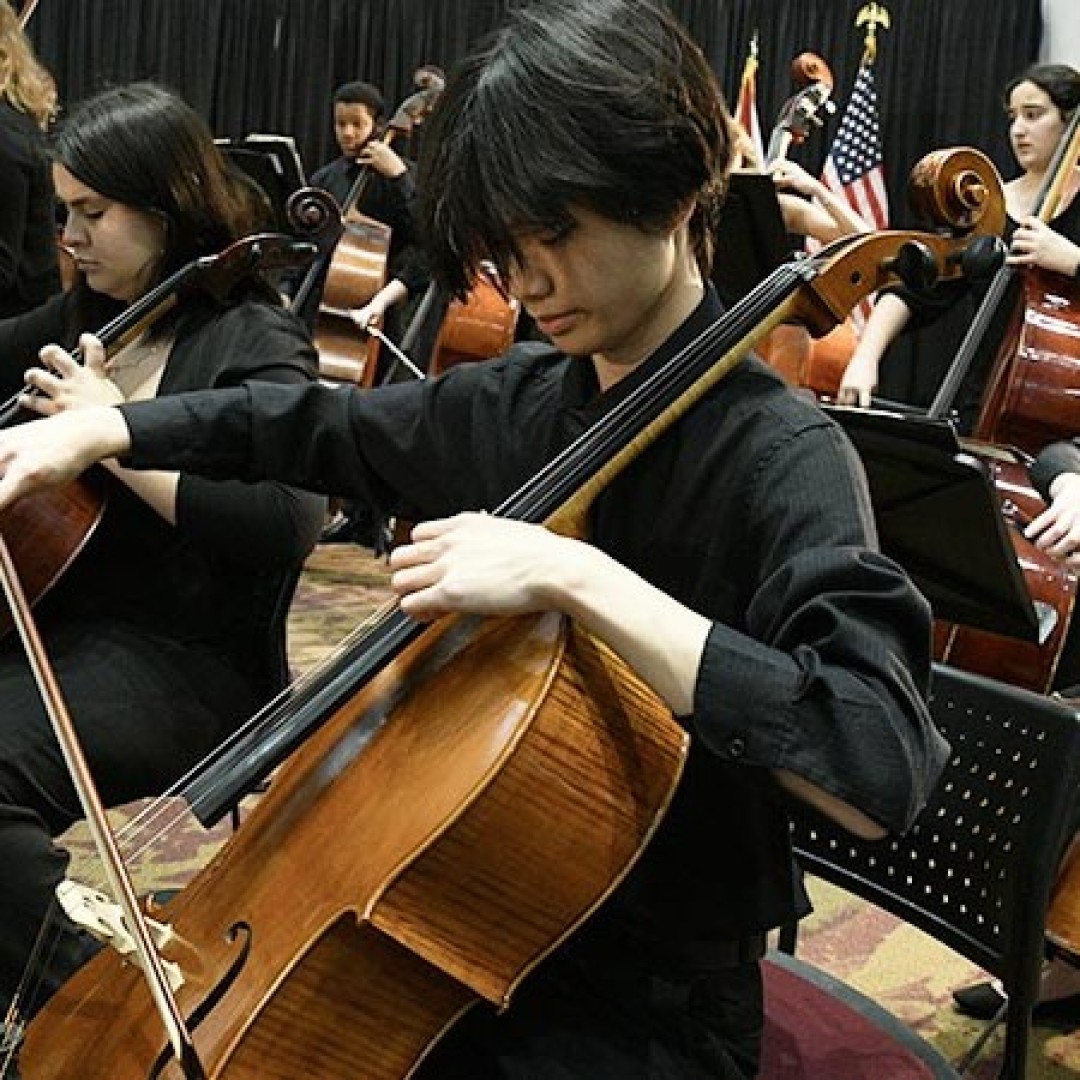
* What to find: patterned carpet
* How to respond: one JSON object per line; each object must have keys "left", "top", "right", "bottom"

{"left": 59, "top": 542, "right": 1080, "bottom": 1077}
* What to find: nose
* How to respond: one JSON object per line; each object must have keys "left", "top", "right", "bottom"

{"left": 508, "top": 251, "right": 553, "bottom": 306}
{"left": 62, "top": 216, "right": 85, "bottom": 248}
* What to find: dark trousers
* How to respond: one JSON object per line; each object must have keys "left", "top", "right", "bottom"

{"left": 416, "top": 930, "right": 764, "bottom": 1080}
{"left": 0, "top": 616, "right": 253, "bottom": 1022}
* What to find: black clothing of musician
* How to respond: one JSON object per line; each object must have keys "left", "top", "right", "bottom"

{"left": 118, "top": 285, "right": 949, "bottom": 1078}
{"left": 0, "top": 100, "right": 60, "bottom": 317}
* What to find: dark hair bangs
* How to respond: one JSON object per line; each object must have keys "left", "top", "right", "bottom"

{"left": 419, "top": 0, "right": 731, "bottom": 293}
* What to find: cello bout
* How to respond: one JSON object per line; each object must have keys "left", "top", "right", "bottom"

{"left": 22, "top": 612, "right": 687, "bottom": 1079}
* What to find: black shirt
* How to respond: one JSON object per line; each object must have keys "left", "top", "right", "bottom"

{"left": 121, "top": 286, "right": 948, "bottom": 955}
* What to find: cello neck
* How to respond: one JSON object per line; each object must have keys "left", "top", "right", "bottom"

{"left": 341, "top": 128, "right": 398, "bottom": 216}
{"left": 1033, "top": 104, "right": 1080, "bottom": 223}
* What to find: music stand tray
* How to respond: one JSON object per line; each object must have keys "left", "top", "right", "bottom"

{"left": 822, "top": 406, "right": 1039, "bottom": 642}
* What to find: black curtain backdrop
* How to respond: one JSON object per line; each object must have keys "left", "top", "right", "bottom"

{"left": 21, "top": 0, "right": 1042, "bottom": 400}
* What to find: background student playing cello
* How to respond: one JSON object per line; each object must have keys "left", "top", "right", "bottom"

{"left": 837, "top": 63, "right": 1080, "bottom": 424}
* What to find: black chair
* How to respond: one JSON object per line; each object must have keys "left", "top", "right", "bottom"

{"left": 764, "top": 662, "right": 1080, "bottom": 1080}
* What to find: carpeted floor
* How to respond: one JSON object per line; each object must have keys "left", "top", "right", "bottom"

{"left": 60, "top": 542, "right": 1080, "bottom": 1078}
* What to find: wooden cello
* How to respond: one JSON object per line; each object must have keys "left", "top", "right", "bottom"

{"left": 427, "top": 266, "right": 521, "bottom": 378}
{"left": 749, "top": 52, "right": 860, "bottom": 394}
{"left": 16, "top": 152, "right": 1004, "bottom": 1080}
{"left": 0, "top": 234, "right": 317, "bottom": 638}
{"left": 971, "top": 99, "right": 1080, "bottom": 455}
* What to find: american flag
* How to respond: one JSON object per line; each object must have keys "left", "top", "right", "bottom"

{"left": 822, "top": 62, "right": 889, "bottom": 231}
{"left": 821, "top": 61, "right": 889, "bottom": 327}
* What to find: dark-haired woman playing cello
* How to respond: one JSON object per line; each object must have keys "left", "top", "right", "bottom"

{"left": 838, "top": 63, "right": 1080, "bottom": 422}
{"left": 0, "top": 82, "right": 324, "bottom": 1063}
{"left": 0, "top": 6, "right": 946, "bottom": 1076}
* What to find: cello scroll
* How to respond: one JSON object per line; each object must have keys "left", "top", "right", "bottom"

{"left": 763, "top": 52, "right": 836, "bottom": 169}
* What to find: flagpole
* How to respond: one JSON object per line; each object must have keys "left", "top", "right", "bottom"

{"left": 735, "top": 29, "right": 765, "bottom": 169}
{"left": 855, "top": 2, "right": 891, "bottom": 65}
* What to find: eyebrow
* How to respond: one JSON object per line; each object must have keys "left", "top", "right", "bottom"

{"left": 62, "top": 193, "right": 108, "bottom": 210}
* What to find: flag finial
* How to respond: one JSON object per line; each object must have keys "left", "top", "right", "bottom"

{"left": 855, "top": 3, "right": 890, "bottom": 65}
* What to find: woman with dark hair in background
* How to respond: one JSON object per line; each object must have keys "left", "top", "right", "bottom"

{"left": 837, "top": 62, "right": 1080, "bottom": 424}
{"left": 0, "top": 81, "right": 324, "bottom": 1067}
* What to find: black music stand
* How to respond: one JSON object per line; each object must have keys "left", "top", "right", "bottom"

{"left": 711, "top": 172, "right": 795, "bottom": 307}
{"left": 822, "top": 405, "right": 1040, "bottom": 642}
{"left": 216, "top": 134, "right": 306, "bottom": 231}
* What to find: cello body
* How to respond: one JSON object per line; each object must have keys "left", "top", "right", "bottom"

{"left": 23, "top": 611, "right": 685, "bottom": 1079}
{"left": 0, "top": 471, "right": 106, "bottom": 637}
{"left": 428, "top": 274, "right": 521, "bottom": 378}
{"left": 973, "top": 267, "right": 1080, "bottom": 455}
{"left": 756, "top": 318, "right": 857, "bottom": 400}
{"left": 312, "top": 212, "right": 390, "bottom": 387}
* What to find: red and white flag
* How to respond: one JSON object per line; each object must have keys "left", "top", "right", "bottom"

{"left": 735, "top": 35, "right": 765, "bottom": 169}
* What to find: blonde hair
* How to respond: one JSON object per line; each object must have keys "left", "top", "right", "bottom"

{"left": 0, "top": 4, "right": 56, "bottom": 128}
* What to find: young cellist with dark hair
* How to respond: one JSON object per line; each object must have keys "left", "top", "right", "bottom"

{"left": 0, "top": 4, "right": 947, "bottom": 1076}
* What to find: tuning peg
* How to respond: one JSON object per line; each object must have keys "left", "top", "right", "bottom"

{"left": 883, "top": 240, "right": 939, "bottom": 294}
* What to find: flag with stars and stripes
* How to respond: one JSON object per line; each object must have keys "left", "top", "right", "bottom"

{"left": 821, "top": 61, "right": 889, "bottom": 326}
{"left": 822, "top": 61, "right": 889, "bottom": 231}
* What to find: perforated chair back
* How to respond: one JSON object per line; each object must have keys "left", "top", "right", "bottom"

{"left": 786, "top": 662, "right": 1080, "bottom": 1079}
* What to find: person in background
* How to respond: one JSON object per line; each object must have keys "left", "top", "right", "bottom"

{"left": 306, "top": 79, "right": 426, "bottom": 546}
{"left": 299, "top": 78, "right": 424, "bottom": 338}
{"left": 0, "top": 2, "right": 61, "bottom": 317}
{"left": 0, "top": 5, "right": 948, "bottom": 1076}
{"left": 0, "top": 82, "right": 324, "bottom": 1069}
{"left": 729, "top": 122, "right": 871, "bottom": 244}
{"left": 837, "top": 63, "right": 1080, "bottom": 426}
